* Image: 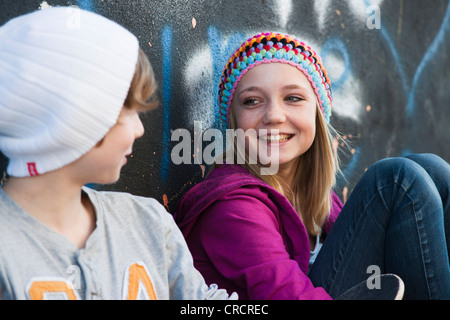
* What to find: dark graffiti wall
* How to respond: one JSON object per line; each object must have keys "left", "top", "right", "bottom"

{"left": 1, "top": 0, "right": 449, "bottom": 211}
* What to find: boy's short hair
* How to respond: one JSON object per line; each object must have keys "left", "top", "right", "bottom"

{"left": 125, "top": 49, "right": 159, "bottom": 112}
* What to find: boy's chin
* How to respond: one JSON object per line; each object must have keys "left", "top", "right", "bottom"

{"left": 90, "top": 171, "right": 122, "bottom": 186}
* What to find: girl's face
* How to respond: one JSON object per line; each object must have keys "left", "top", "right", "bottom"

{"left": 231, "top": 63, "right": 317, "bottom": 174}
{"left": 76, "top": 107, "right": 145, "bottom": 184}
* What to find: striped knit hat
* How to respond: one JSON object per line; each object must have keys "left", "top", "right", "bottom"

{"left": 218, "top": 32, "right": 333, "bottom": 127}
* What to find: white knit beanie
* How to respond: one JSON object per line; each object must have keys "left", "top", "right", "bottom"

{"left": 0, "top": 7, "right": 139, "bottom": 177}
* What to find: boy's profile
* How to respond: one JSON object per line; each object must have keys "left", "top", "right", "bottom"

{"left": 0, "top": 7, "right": 236, "bottom": 300}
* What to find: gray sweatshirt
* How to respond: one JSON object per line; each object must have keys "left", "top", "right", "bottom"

{"left": 0, "top": 186, "right": 237, "bottom": 300}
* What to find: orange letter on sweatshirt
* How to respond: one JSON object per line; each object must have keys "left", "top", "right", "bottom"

{"left": 124, "top": 262, "right": 157, "bottom": 300}
{"left": 28, "top": 280, "right": 78, "bottom": 300}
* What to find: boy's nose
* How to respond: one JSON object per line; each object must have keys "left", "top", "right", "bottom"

{"left": 134, "top": 114, "right": 145, "bottom": 138}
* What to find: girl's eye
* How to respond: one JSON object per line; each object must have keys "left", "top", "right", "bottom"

{"left": 243, "top": 98, "right": 260, "bottom": 106}
{"left": 285, "top": 96, "right": 304, "bottom": 103}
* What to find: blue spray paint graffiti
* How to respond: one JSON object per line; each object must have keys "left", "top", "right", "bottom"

{"left": 364, "top": 0, "right": 450, "bottom": 118}
{"left": 363, "top": 0, "right": 409, "bottom": 96}
{"left": 320, "top": 37, "right": 351, "bottom": 91}
{"left": 76, "top": 0, "right": 94, "bottom": 11}
{"left": 334, "top": 0, "right": 450, "bottom": 183}
{"left": 406, "top": 1, "right": 450, "bottom": 117}
{"left": 161, "top": 26, "right": 173, "bottom": 181}
{"left": 207, "top": 26, "right": 245, "bottom": 128}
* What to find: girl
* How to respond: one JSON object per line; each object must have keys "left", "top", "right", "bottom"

{"left": 175, "top": 32, "right": 450, "bottom": 300}
{"left": 0, "top": 7, "right": 235, "bottom": 300}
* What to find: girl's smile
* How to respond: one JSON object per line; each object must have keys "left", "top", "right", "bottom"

{"left": 259, "top": 133, "right": 295, "bottom": 144}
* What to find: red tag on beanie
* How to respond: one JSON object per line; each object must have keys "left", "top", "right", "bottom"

{"left": 27, "top": 162, "right": 39, "bottom": 176}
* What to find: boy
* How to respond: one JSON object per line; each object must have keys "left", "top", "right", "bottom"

{"left": 0, "top": 7, "right": 236, "bottom": 300}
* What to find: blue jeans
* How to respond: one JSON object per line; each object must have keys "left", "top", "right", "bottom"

{"left": 308, "top": 154, "right": 450, "bottom": 300}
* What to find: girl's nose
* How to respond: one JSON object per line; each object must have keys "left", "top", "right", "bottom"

{"left": 262, "top": 99, "right": 286, "bottom": 125}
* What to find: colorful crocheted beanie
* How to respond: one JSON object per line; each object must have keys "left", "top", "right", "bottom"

{"left": 218, "top": 32, "right": 333, "bottom": 127}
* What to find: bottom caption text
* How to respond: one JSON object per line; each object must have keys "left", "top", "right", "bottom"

{"left": 180, "top": 304, "right": 269, "bottom": 317}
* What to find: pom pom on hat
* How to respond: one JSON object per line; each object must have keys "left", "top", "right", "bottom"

{"left": 0, "top": 7, "right": 139, "bottom": 177}
{"left": 218, "top": 32, "right": 333, "bottom": 127}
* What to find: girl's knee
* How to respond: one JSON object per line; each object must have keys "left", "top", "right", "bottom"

{"left": 366, "top": 157, "right": 434, "bottom": 191}
{"left": 369, "top": 157, "right": 420, "bottom": 176}
{"left": 405, "top": 153, "right": 448, "bottom": 168}
{"left": 404, "top": 154, "right": 450, "bottom": 189}
{"left": 369, "top": 157, "right": 442, "bottom": 209}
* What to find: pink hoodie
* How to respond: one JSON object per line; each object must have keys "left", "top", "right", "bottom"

{"left": 175, "top": 164, "right": 343, "bottom": 300}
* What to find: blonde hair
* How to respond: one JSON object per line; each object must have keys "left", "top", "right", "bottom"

{"left": 124, "top": 48, "right": 158, "bottom": 111}
{"left": 225, "top": 101, "right": 339, "bottom": 236}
